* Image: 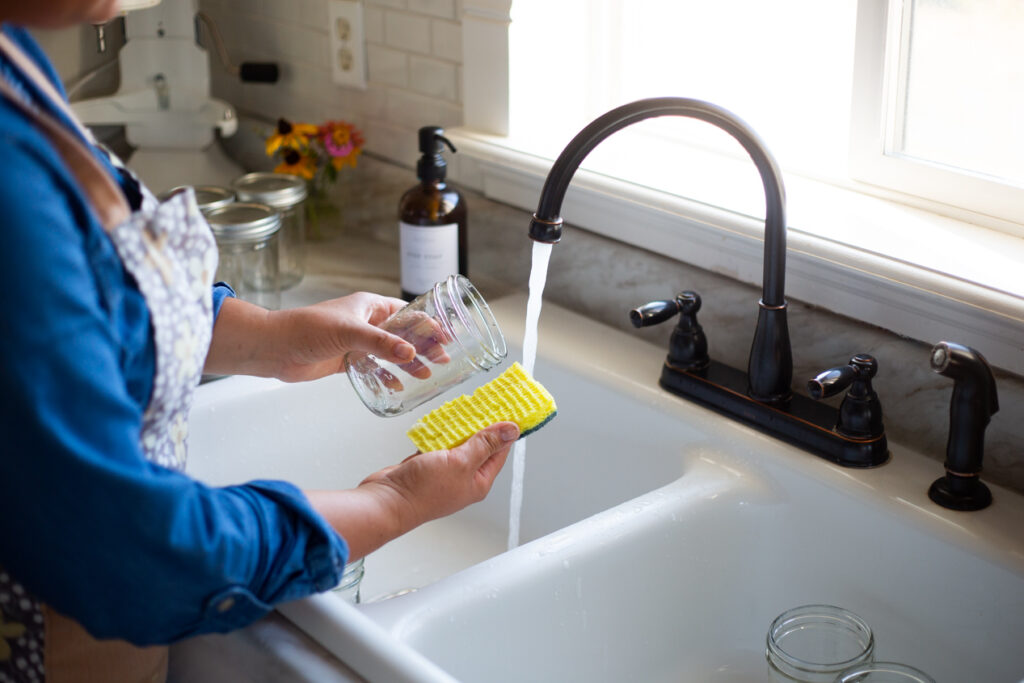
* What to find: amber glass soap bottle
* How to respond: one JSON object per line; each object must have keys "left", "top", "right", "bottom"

{"left": 398, "top": 126, "right": 467, "bottom": 301}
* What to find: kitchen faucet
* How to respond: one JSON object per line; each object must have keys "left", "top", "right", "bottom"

{"left": 529, "top": 97, "right": 889, "bottom": 467}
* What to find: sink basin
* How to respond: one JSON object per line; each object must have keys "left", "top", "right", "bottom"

{"left": 364, "top": 445, "right": 1024, "bottom": 681}
{"left": 187, "top": 294, "right": 1024, "bottom": 682}
{"left": 187, "top": 294, "right": 687, "bottom": 603}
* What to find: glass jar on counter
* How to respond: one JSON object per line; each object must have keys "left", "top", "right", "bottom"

{"left": 206, "top": 202, "right": 282, "bottom": 310}
{"left": 159, "top": 185, "right": 235, "bottom": 215}
{"left": 231, "top": 172, "right": 308, "bottom": 289}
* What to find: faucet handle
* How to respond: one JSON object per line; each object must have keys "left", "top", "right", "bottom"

{"left": 630, "top": 291, "right": 701, "bottom": 327}
{"left": 808, "top": 354, "right": 884, "bottom": 440}
{"left": 631, "top": 292, "right": 709, "bottom": 371}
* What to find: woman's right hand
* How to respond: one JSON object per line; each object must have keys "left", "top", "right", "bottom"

{"left": 306, "top": 422, "right": 519, "bottom": 561}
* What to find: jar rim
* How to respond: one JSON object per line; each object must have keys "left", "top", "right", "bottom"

{"left": 205, "top": 202, "right": 282, "bottom": 243}
{"left": 232, "top": 171, "right": 308, "bottom": 208}
{"left": 766, "top": 604, "right": 874, "bottom": 676}
{"left": 434, "top": 275, "right": 507, "bottom": 369}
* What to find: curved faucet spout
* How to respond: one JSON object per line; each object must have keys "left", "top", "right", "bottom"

{"left": 528, "top": 97, "right": 787, "bottom": 307}
{"left": 530, "top": 97, "right": 792, "bottom": 402}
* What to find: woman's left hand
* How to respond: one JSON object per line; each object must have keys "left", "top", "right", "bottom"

{"left": 204, "top": 292, "right": 417, "bottom": 381}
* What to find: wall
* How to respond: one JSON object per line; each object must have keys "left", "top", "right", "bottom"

{"left": 199, "top": 0, "right": 467, "bottom": 166}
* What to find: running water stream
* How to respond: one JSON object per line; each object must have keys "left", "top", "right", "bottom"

{"left": 507, "top": 240, "right": 553, "bottom": 550}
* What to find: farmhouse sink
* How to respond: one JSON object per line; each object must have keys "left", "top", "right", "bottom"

{"left": 187, "top": 296, "right": 688, "bottom": 605}
{"left": 186, "top": 294, "right": 1024, "bottom": 682}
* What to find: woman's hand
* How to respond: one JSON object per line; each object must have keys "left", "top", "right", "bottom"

{"left": 306, "top": 422, "right": 519, "bottom": 561}
{"left": 204, "top": 292, "right": 419, "bottom": 381}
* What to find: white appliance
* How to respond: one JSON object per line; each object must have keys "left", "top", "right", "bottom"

{"left": 72, "top": 0, "right": 242, "bottom": 192}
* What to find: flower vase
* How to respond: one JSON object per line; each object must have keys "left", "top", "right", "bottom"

{"left": 306, "top": 179, "right": 341, "bottom": 241}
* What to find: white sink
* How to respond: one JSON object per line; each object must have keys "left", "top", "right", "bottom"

{"left": 187, "top": 295, "right": 689, "bottom": 604}
{"left": 187, "top": 294, "right": 1024, "bottom": 682}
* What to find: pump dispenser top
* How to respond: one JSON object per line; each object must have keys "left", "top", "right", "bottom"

{"left": 417, "top": 126, "right": 457, "bottom": 182}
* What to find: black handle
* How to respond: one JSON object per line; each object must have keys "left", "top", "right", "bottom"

{"left": 807, "top": 354, "right": 877, "bottom": 400}
{"left": 630, "top": 300, "right": 680, "bottom": 328}
{"left": 239, "top": 62, "right": 280, "bottom": 83}
{"left": 630, "top": 291, "right": 700, "bottom": 328}
{"left": 808, "top": 354, "right": 883, "bottom": 440}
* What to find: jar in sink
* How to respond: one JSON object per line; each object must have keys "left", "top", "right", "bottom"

{"left": 766, "top": 604, "right": 875, "bottom": 682}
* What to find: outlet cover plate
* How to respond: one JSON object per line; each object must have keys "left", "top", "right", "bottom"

{"left": 328, "top": 0, "right": 367, "bottom": 89}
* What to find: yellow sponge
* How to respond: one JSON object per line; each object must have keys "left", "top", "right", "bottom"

{"left": 407, "top": 362, "right": 557, "bottom": 452}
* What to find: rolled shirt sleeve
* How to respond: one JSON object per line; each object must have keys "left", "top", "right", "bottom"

{"left": 0, "top": 101, "right": 347, "bottom": 645}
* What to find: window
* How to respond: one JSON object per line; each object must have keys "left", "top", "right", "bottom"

{"left": 850, "top": 0, "right": 1024, "bottom": 232}
{"left": 455, "top": 0, "right": 1024, "bottom": 374}
{"left": 496, "top": 0, "right": 1023, "bottom": 234}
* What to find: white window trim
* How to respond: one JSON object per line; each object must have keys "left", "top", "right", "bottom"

{"left": 456, "top": 0, "right": 1024, "bottom": 376}
{"left": 849, "top": 0, "right": 1024, "bottom": 234}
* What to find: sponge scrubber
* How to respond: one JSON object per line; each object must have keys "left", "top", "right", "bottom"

{"left": 407, "top": 362, "right": 557, "bottom": 452}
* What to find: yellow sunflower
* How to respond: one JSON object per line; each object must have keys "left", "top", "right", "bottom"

{"left": 274, "top": 148, "right": 317, "bottom": 180}
{"left": 265, "top": 118, "right": 319, "bottom": 156}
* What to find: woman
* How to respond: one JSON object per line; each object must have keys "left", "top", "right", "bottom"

{"left": 0, "top": 0, "right": 518, "bottom": 680}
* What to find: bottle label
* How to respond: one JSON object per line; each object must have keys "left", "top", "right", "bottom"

{"left": 400, "top": 221, "right": 459, "bottom": 296}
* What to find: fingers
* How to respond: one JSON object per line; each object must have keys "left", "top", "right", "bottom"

{"left": 453, "top": 422, "right": 520, "bottom": 470}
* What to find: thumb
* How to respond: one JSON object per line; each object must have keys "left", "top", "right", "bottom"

{"left": 454, "top": 422, "right": 520, "bottom": 468}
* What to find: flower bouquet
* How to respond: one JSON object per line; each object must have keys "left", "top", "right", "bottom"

{"left": 265, "top": 117, "right": 364, "bottom": 237}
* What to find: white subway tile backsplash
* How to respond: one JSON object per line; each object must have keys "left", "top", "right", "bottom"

{"left": 430, "top": 19, "right": 461, "bottom": 62}
{"left": 409, "top": 56, "right": 458, "bottom": 101}
{"left": 384, "top": 12, "right": 431, "bottom": 55}
{"left": 368, "top": 0, "right": 407, "bottom": 9}
{"left": 201, "top": 0, "right": 465, "bottom": 163}
{"left": 408, "top": 0, "right": 456, "bottom": 20}
{"left": 386, "top": 89, "right": 461, "bottom": 129}
{"left": 367, "top": 44, "right": 409, "bottom": 88}
{"left": 364, "top": 6, "right": 386, "bottom": 44}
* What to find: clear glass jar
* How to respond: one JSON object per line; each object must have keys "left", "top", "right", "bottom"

{"left": 346, "top": 274, "right": 507, "bottom": 417}
{"left": 206, "top": 202, "right": 282, "bottom": 310}
{"left": 232, "top": 172, "right": 308, "bottom": 289}
{"left": 767, "top": 605, "right": 875, "bottom": 683}
{"left": 332, "top": 558, "right": 365, "bottom": 605}
{"left": 835, "top": 662, "right": 936, "bottom": 683}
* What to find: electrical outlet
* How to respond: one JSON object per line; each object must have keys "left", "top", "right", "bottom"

{"left": 328, "top": 0, "right": 366, "bottom": 89}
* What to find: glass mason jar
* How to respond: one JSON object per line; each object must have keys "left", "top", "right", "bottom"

{"left": 332, "top": 558, "right": 365, "bottom": 605}
{"left": 767, "top": 605, "right": 875, "bottom": 683}
{"left": 206, "top": 202, "right": 282, "bottom": 311}
{"left": 232, "top": 172, "right": 308, "bottom": 289}
{"left": 346, "top": 275, "right": 507, "bottom": 417}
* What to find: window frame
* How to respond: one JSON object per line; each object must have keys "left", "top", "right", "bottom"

{"left": 456, "top": 0, "right": 1024, "bottom": 375}
{"left": 849, "top": 0, "right": 1024, "bottom": 235}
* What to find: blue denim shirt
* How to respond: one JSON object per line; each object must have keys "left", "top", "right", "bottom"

{"left": 0, "top": 25, "right": 348, "bottom": 644}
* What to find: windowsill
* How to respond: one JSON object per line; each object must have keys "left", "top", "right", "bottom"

{"left": 445, "top": 127, "right": 1024, "bottom": 376}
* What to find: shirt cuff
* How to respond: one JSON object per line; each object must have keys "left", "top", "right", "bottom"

{"left": 212, "top": 282, "right": 236, "bottom": 321}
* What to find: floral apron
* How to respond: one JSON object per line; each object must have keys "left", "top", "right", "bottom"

{"left": 0, "top": 34, "right": 217, "bottom": 683}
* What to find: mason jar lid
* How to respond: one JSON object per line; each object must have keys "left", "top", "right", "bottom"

{"left": 205, "top": 202, "right": 282, "bottom": 244}
{"left": 192, "top": 185, "right": 236, "bottom": 212}
{"left": 158, "top": 185, "right": 236, "bottom": 213}
{"left": 232, "top": 172, "right": 308, "bottom": 208}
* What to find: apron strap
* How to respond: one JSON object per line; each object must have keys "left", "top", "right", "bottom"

{"left": 0, "top": 33, "right": 130, "bottom": 231}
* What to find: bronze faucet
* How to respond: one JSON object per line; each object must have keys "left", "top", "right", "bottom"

{"left": 529, "top": 97, "right": 888, "bottom": 467}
